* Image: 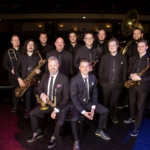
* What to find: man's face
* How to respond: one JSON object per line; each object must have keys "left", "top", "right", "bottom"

{"left": 27, "top": 41, "right": 34, "bottom": 52}
{"left": 48, "top": 59, "right": 59, "bottom": 75}
{"left": 39, "top": 34, "right": 47, "bottom": 44}
{"left": 79, "top": 62, "right": 90, "bottom": 76}
{"left": 84, "top": 34, "right": 94, "bottom": 47}
{"left": 97, "top": 30, "right": 106, "bottom": 41}
{"left": 133, "top": 29, "right": 143, "bottom": 41}
{"left": 108, "top": 41, "right": 118, "bottom": 53}
{"left": 11, "top": 36, "right": 20, "bottom": 47}
{"left": 69, "top": 33, "right": 77, "bottom": 43}
{"left": 55, "top": 38, "right": 65, "bottom": 51}
{"left": 137, "top": 42, "right": 148, "bottom": 55}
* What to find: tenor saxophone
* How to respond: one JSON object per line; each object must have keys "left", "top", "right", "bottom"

{"left": 15, "top": 51, "right": 47, "bottom": 97}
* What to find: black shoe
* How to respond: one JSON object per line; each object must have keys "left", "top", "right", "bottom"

{"left": 24, "top": 112, "right": 29, "bottom": 118}
{"left": 95, "top": 130, "right": 111, "bottom": 140}
{"left": 12, "top": 108, "right": 17, "bottom": 113}
{"left": 47, "top": 136, "right": 56, "bottom": 148}
{"left": 27, "top": 132, "right": 43, "bottom": 142}
{"left": 73, "top": 140, "right": 80, "bottom": 150}
{"left": 124, "top": 117, "right": 135, "bottom": 123}
{"left": 111, "top": 116, "right": 118, "bottom": 123}
{"left": 130, "top": 128, "right": 139, "bottom": 137}
{"left": 117, "top": 104, "right": 128, "bottom": 109}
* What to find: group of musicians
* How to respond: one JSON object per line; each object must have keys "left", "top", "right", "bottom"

{"left": 2, "top": 28, "right": 150, "bottom": 150}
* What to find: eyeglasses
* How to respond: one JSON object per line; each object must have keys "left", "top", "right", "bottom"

{"left": 84, "top": 37, "right": 93, "bottom": 40}
{"left": 27, "top": 44, "right": 34, "bottom": 47}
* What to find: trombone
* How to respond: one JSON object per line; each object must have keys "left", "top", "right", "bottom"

{"left": 8, "top": 48, "right": 17, "bottom": 69}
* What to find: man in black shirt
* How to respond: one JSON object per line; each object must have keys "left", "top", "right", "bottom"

{"left": 99, "top": 38, "right": 127, "bottom": 123}
{"left": 3, "top": 34, "right": 21, "bottom": 113}
{"left": 93, "top": 29, "right": 109, "bottom": 56}
{"left": 39, "top": 31, "right": 54, "bottom": 59}
{"left": 124, "top": 40, "right": 150, "bottom": 136}
{"left": 65, "top": 30, "right": 82, "bottom": 56}
{"left": 15, "top": 39, "right": 41, "bottom": 118}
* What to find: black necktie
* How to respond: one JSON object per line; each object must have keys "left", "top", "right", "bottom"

{"left": 59, "top": 52, "right": 62, "bottom": 65}
{"left": 112, "top": 56, "right": 116, "bottom": 81}
{"left": 49, "top": 76, "right": 54, "bottom": 101}
{"left": 84, "top": 78, "right": 88, "bottom": 101}
{"left": 88, "top": 50, "right": 92, "bottom": 62}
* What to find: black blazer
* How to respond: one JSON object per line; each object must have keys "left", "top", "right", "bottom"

{"left": 45, "top": 50, "right": 74, "bottom": 78}
{"left": 99, "top": 52, "right": 127, "bottom": 86}
{"left": 15, "top": 54, "right": 40, "bottom": 80}
{"left": 128, "top": 54, "right": 150, "bottom": 93}
{"left": 37, "top": 72, "right": 70, "bottom": 110}
{"left": 71, "top": 73, "right": 98, "bottom": 113}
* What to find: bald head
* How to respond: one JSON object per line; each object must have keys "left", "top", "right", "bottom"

{"left": 55, "top": 37, "right": 65, "bottom": 52}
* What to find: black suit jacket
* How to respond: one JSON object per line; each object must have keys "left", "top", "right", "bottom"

{"left": 37, "top": 72, "right": 70, "bottom": 110}
{"left": 128, "top": 54, "right": 150, "bottom": 93}
{"left": 15, "top": 54, "right": 40, "bottom": 80}
{"left": 99, "top": 52, "right": 127, "bottom": 86}
{"left": 45, "top": 50, "right": 74, "bottom": 78}
{"left": 71, "top": 73, "right": 98, "bottom": 113}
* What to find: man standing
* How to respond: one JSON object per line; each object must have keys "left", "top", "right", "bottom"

{"left": 124, "top": 40, "right": 150, "bottom": 136}
{"left": 39, "top": 31, "right": 54, "bottom": 59}
{"left": 45, "top": 37, "right": 73, "bottom": 78}
{"left": 93, "top": 29, "right": 109, "bottom": 56}
{"left": 99, "top": 38, "right": 127, "bottom": 123}
{"left": 65, "top": 30, "right": 82, "bottom": 56}
{"left": 15, "top": 39, "right": 41, "bottom": 118}
{"left": 71, "top": 59, "right": 110, "bottom": 150}
{"left": 73, "top": 32, "right": 100, "bottom": 78}
{"left": 27, "top": 56, "right": 70, "bottom": 149}
{"left": 3, "top": 34, "right": 21, "bottom": 113}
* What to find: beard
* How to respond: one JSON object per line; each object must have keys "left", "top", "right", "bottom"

{"left": 134, "top": 37, "right": 143, "bottom": 42}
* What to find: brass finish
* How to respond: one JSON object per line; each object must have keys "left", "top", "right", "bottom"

{"left": 15, "top": 51, "right": 47, "bottom": 97}
{"left": 8, "top": 48, "right": 17, "bottom": 69}
{"left": 90, "top": 60, "right": 99, "bottom": 67}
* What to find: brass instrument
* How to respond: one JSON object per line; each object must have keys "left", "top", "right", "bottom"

{"left": 8, "top": 48, "right": 17, "bottom": 69}
{"left": 120, "top": 9, "right": 144, "bottom": 55}
{"left": 124, "top": 57, "right": 149, "bottom": 89}
{"left": 15, "top": 51, "right": 47, "bottom": 97}
{"left": 90, "top": 60, "right": 99, "bottom": 67}
{"left": 36, "top": 94, "right": 56, "bottom": 110}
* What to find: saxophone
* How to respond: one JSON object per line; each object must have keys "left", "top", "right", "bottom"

{"left": 119, "top": 40, "right": 132, "bottom": 55}
{"left": 15, "top": 51, "right": 47, "bottom": 97}
{"left": 124, "top": 57, "right": 149, "bottom": 89}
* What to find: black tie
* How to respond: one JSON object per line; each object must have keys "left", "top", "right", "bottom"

{"left": 112, "top": 56, "right": 116, "bottom": 81}
{"left": 49, "top": 76, "right": 54, "bottom": 101}
{"left": 59, "top": 52, "right": 62, "bottom": 65}
{"left": 88, "top": 50, "right": 92, "bottom": 62}
{"left": 84, "top": 78, "right": 88, "bottom": 101}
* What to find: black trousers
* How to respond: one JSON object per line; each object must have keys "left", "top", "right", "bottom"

{"left": 29, "top": 104, "right": 69, "bottom": 139}
{"left": 102, "top": 83, "right": 122, "bottom": 117}
{"left": 9, "top": 73, "right": 19, "bottom": 109}
{"left": 129, "top": 86, "right": 148, "bottom": 129}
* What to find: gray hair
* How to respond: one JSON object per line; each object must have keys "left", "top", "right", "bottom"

{"left": 48, "top": 56, "right": 59, "bottom": 64}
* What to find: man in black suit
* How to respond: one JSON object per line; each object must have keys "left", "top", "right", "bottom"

{"left": 45, "top": 37, "right": 73, "bottom": 78}
{"left": 65, "top": 30, "right": 82, "bottom": 56}
{"left": 3, "top": 34, "right": 21, "bottom": 113}
{"left": 15, "top": 39, "right": 41, "bottom": 118}
{"left": 71, "top": 59, "right": 110, "bottom": 149}
{"left": 99, "top": 38, "right": 127, "bottom": 123}
{"left": 93, "top": 29, "right": 109, "bottom": 56}
{"left": 27, "top": 56, "right": 70, "bottom": 149}
{"left": 124, "top": 40, "right": 150, "bottom": 136}
{"left": 38, "top": 31, "right": 54, "bottom": 59}
{"left": 73, "top": 32, "right": 100, "bottom": 78}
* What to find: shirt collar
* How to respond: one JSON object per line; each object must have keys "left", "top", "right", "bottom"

{"left": 81, "top": 73, "right": 88, "bottom": 79}
{"left": 50, "top": 71, "right": 59, "bottom": 78}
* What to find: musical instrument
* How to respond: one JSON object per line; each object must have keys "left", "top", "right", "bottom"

{"left": 120, "top": 9, "right": 144, "bottom": 55}
{"left": 15, "top": 51, "right": 47, "bottom": 97}
{"left": 90, "top": 60, "right": 99, "bottom": 67}
{"left": 36, "top": 94, "right": 56, "bottom": 110}
{"left": 8, "top": 48, "right": 17, "bottom": 69}
{"left": 124, "top": 57, "right": 149, "bottom": 89}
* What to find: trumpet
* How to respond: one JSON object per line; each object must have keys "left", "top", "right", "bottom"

{"left": 90, "top": 60, "right": 99, "bottom": 67}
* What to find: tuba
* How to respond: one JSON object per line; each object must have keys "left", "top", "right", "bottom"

{"left": 15, "top": 51, "right": 47, "bottom": 97}
{"left": 120, "top": 9, "right": 144, "bottom": 55}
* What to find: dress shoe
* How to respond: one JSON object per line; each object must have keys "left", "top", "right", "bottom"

{"left": 111, "top": 116, "right": 118, "bottom": 123}
{"left": 95, "top": 129, "right": 111, "bottom": 140}
{"left": 47, "top": 136, "right": 56, "bottom": 148}
{"left": 73, "top": 140, "right": 80, "bottom": 150}
{"left": 117, "top": 104, "right": 128, "bottom": 109}
{"left": 27, "top": 132, "right": 43, "bottom": 142}
{"left": 130, "top": 128, "right": 139, "bottom": 137}
{"left": 24, "top": 112, "right": 29, "bottom": 118}
{"left": 124, "top": 117, "right": 135, "bottom": 123}
{"left": 12, "top": 108, "right": 17, "bottom": 113}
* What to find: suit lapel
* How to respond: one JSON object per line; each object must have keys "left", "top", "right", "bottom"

{"left": 118, "top": 53, "right": 121, "bottom": 74}
{"left": 88, "top": 74, "right": 92, "bottom": 93}
{"left": 53, "top": 73, "right": 61, "bottom": 95}
{"left": 24, "top": 55, "right": 28, "bottom": 75}
{"left": 106, "top": 54, "right": 110, "bottom": 78}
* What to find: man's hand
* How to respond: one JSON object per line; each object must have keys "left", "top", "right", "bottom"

{"left": 35, "top": 69, "right": 41, "bottom": 74}
{"left": 18, "top": 78, "right": 25, "bottom": 87}
{"left": 131, "top": 73, "right": 141, "bottom": 81}
{"left": 51, "top": 111, "right": 56, "bottom": 119}
{"left": 11, "top": 69, "right": 15, "bottom": 75}
{"left": 89, "top": 66, "right": 93, "bottom": 72}
{"left": 83, "top": 111, "right": 93, "bottom": 120}
{"left": 90, "top": 108, "right": 95, "bottom": 120}
{"left": 41, "top": 93, "right": 49, "bottom": 104}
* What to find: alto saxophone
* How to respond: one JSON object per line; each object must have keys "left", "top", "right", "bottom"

{"left": 15, "top": 51, "right": 47, "bottom": 97}
{"left": 119, "top": 40, "right": 132, "bottom": 55}
{"left": 124, "top": 57, "right": 149, "bottom": 89}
